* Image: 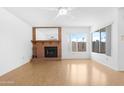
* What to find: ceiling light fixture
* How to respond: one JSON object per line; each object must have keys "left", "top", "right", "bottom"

{"left": 58, "top": 7, "right": 68, "bottom": 16}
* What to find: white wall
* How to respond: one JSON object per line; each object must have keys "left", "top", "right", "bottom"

{"left": 0, "top": 8, "right": 32, "bottom": 76}
{"left": 62, "top": 27, "right": 90, "bottom": 59}
{"left": 118, "top": 8, "right": 124, "bottom": 70}
{"left": 91, "top": 8, "right": 119, "bottom": 70}
{"left": 36, "top": 28, "right": 58, "bottom": 40}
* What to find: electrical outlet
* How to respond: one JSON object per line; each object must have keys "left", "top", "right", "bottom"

{"left": 120, "top": 35, "right": 124, "bottom": 41}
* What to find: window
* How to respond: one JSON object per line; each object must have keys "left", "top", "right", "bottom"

{"left": 100, "top": 28, "right": 106, "bottom": 53}
{"left": 71, "top": 33, "right": 87, "bottom": 52}
{"left": 92, "top": 30, "right": 100, "bottom": 53}
{"left": 106, "top": 25, "right": 111, "bottom": 56}
{"left": 92, "top": 30, "right": 106, "bottom": 54}
{"left": 92, "top": 24, "right": 111, "bottom": 56}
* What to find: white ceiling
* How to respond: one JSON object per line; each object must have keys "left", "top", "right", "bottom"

{"left": 4, "top": 7, "right": 118, "bottom": 27}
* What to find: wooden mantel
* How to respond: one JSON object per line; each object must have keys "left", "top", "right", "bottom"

{"left": 31, "top": 27, "right": 62, "bottom": 60}
{"left": 31, "top": 40, "right": 61, "bottom": 43}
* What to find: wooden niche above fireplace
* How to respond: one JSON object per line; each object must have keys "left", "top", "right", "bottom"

{"left": 31, "top": 27, "right": 62, "bottom": 60}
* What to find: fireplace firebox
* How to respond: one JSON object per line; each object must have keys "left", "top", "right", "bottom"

{"left": 45, "top": 47, "right": 58, "bottom": 57}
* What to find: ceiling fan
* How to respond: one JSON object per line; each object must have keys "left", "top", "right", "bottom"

{"left": 57, "top": 7, "right": 71, "bottom": 15}
{"left": 56, "top": 7, "right": 74, "bottom": 18}
{"left": 43, "top": 7, "right": 74, "bottom": 19}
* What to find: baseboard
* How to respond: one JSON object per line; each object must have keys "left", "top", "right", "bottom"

{"left": 91, "top": 58, "right": 118, "bottom": 71}
{"left": 62, "top": 58, "right": 91, "bottom": 60}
